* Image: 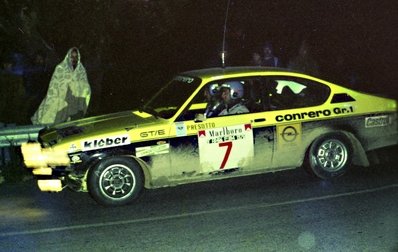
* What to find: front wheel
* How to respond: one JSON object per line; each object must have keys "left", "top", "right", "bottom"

{"left": 88, "top": 157, "right": 143, "bottom": 206}
{"left": 308, "top": 133, "right": 352, "bottom": 179}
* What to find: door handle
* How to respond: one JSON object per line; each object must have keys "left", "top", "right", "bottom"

{"left": 253, "top": 118, "right": 266, "bottom": 123}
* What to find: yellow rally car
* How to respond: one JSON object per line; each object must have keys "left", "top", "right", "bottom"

{"left": 22, "top": 67, "right": 397, "bottom": 206}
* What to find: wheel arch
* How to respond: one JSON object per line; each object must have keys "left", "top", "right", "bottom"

{"left": 302, "top": 128, "right": 369, "bottom": 168}
{"left": 342, "top": 131, "right": 369, "bottom": 167}
{"left": 302, "top": 127, "right": 369, "bottom": 167}
{"left": 81, "top": 150, "right": 153, "bottom": 191}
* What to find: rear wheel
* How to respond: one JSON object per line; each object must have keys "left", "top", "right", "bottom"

{"left": 88, "top": 157, "right": 143, "bottom": 206}
{"left": 308, "top": 133, "right": 352, "bottom": 179}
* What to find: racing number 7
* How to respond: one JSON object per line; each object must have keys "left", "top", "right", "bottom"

{"left": 219, "top": 141, "right": 232, "bottom": 169}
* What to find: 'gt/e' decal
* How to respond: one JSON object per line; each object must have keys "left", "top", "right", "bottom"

{"left": 198, "top": 124, "right": 254, "bottom": 172}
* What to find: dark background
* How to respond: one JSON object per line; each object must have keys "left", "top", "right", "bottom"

{"left": 1, "top": 0, "right": 397, "bottom": 117}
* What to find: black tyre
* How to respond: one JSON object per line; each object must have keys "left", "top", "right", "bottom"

{"left": 308, "top": 133, "right": 352, "bottom": 179}
{"left": 88, "top": 157, "right": 143, "bottom": 206}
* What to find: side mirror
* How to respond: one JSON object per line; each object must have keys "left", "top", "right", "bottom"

{"left": 194, "top": 113, "right": 206, "bottom": 122}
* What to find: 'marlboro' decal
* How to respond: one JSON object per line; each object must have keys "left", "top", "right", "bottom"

{"left": 198, "top": 124, "right": 253, "bottom": 172}
{"left": 82, "top": 135, "right": 130, "bottom": 151}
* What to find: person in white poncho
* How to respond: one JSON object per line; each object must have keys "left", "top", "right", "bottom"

{"left": 31, "top": 47, "right": 91, "bottom": 125}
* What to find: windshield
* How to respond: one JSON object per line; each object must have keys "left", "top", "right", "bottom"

{"left": 142, "top": 75, "right": 202, "bottom": 119}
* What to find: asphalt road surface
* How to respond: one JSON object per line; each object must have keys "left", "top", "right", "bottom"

{"left": 0, "top": 146, "right": 397, "bottom": 252}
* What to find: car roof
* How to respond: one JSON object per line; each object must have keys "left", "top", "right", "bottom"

{"left": 179, "top": 66, "right": 303, "bottom": 79}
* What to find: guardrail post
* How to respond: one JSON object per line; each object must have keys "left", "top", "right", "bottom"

{"left": 0, "top": 122, "right": 42, "bottom": 183}
{"left": 0, "top": 123, "right": 12, "bottom": 166}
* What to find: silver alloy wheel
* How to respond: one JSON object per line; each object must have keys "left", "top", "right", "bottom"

{"left": 315, "top": 139, "right": 348, "bottom": 172}
{"left": 99, "top": 164, "right": 136, "bottom": 200}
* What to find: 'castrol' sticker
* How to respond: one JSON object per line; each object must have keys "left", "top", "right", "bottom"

{"left": 365, "top": 115, "right": 390, "bottom": 128}
{"left": 82, "top": 135, "right": 130, "bottom": 151}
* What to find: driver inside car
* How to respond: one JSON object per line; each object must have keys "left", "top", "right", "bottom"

{"left": 217, "top": 81, "right": 249, "bottom": 116}
{"left": 203, "top": 83, "right": 223, "bottom": 118}
{"left": 197, "top": 81, "right": 249, "bottom": 120}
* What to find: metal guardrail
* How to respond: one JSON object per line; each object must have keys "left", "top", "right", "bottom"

{"left": 0, "top": 124, "right": 45, "bottom": 147}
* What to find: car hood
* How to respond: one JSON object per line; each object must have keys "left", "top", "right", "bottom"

{"left": 39, "top": 110, "right": 160, "bottom": 145}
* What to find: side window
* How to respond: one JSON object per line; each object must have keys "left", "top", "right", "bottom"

{"left": 243, "top": 78, "right": 267, "bottom": 113}
{"left": 178, "top": 77, "right": 268, "bottom": 121}
{"left": 208, "top": 78, "right": 266, "bottom": 117}
{"left": 176, "top": 86, "right": 209, "bottom": 121}
{"left": 265, "top": 77, "right": 330, "bottom": 110}
{"left": 176, "top": 83, "right": 221, "bottom": 121}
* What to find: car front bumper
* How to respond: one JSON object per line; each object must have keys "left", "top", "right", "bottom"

{"left": 21, "top": 142, "right": 70, "bottom": 192}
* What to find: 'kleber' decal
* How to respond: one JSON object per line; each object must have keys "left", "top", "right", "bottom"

{"left": 365, "top": 115, "right": 390, "bottom": 128}
{"left": 82, "top": 135, "right": 130, "bottom": 151}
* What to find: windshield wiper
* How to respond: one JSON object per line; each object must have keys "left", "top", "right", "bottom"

{"left": 139, "top": 105, "right": 159, "bottom": 119}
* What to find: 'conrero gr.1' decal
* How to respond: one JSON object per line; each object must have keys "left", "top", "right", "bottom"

{"left": 365, "top": 115, "right": 390, "bottom": 128}
{"left": 277, "top": 124, "right": 302, "bottom": 149}
{"left": 135, "top": 143, "right": 170, "bottom": 158}
{"left": 276, "top": 106, "right": 354, "bottom": 122}
{"left": 198, "top": 124, "right": 253, "bottom": 172}
{"left": 82, "top": 134, "right": 130, "bottom": 151}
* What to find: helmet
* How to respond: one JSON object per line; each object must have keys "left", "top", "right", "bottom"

{"left": 221, "top": 81, "right": 244, "bottom": 99}
{"left": 208, "top": 83, "right": 219, "bottom": 96}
